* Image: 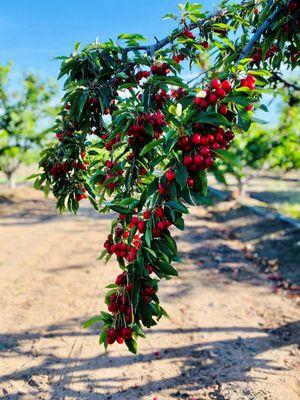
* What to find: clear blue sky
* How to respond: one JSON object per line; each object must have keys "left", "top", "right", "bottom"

{"left": 0, "top": 0, "right": 213, "bottom": 78}
{"left": 0, "top": 0, "right": 282, "bottom": 123}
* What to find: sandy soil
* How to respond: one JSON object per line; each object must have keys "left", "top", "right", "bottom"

{"left": 0, "top": 187, "right": 299, "bottom": 400}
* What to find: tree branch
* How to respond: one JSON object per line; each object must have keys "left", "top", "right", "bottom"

{"left": 236, "top": 4, "right": 282, "bottom": 62}
{"left": 273, "top": 72, "right": 300, "bottom": 91}
{"left": 123, "top": 9, "right": 227, "bottom": 56}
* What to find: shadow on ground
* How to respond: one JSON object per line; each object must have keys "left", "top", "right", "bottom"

{"left": 0, "top": 319, "right": 299, "bottom": 399}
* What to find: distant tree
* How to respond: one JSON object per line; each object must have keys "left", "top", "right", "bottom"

{"left": 220, "top": 92, "right": 300, "bottom": 195}
{"left": 0, "top": 62, "right": 58, "bottom": 188}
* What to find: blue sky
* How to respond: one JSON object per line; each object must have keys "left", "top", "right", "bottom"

{"left": 0, "top": 0, "right": 283, "bottom": 123}
{"left": 0, "top": 0, "right": 212, "bottom": 77}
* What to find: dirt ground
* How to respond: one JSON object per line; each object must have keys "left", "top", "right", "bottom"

{"left": 0, "top": 187, "right": 299, "bottom": 400}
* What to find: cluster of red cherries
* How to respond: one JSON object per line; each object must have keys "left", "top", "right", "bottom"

{"left": 99, "top": 160, "right": 124, "bottom": 190}
{"left": 127, "top": 110, "right": 166, "bottom": 147}
{"left": 104, "top": 232, "right": 139, "bottom": 263}
{"left": 252, "top": 44, "right": 278, "bottom": 62}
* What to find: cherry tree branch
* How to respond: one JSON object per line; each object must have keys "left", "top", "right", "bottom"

{"left": 123, "top": 8, "right": 228, "bottom": 56}
{"left": 272, "top": 72, "right": 300, "bottom": 91}
{"left": 236, "top": 4, "right": 282, "bottom": 62}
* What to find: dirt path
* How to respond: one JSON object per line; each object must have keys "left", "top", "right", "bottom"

{"left": 0, "top": 188, "right": 299, "bottom": 400}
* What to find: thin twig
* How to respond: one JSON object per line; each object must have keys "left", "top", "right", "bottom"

{"left": 273, "top": 72, "right": 300, "bottom": 91}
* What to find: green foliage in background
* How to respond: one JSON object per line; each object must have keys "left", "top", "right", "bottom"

{"left": 0, "top": 62, "right": 58, "bottom": 187}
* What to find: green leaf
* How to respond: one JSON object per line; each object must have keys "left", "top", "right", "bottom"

{"left": 237, "top": 107, "right": 252, "bottom": 131}
{"left": 175, "top": 164, "right": 188, "bottom": 189}
{"left": 162, "top": 13, "right": 178, "bottom": 20}
{"left": 197, "top": 112, "right": 231, "bottom": 127}
{"left": 139, "top": 138, "right": 163, "bottom": 156}
{"left": 83, "top": 316, "right": 102, "bottom": 329}
{"left": 125, "top": 338, "right": 138, "bottom": 354}
{"left": 198, "top": 170, "right": 207, "bottom": 196}
{"left": 165, "top": 201, "right": 189, "bottom": 214}
{"left": 214, "top": 149, "right": 241, "bottom": 167}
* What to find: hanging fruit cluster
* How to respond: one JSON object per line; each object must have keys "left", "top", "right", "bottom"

{"left": 35, "top": 0, "right": 299, "bottom": 353}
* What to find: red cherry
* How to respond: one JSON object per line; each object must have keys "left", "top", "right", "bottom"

{"left": 115, "top": 273, "right": 126, "bottom": 285}
{"left": 194, "top": 97, "right": 203, "bottom": 106}
{"left": 218, "top": 104, "right": 228, "bottom": 115}
{"left": 107, "top": 328, "right": 116, "bottom": 339}
{"left": 245, "top": 104, "right": 254, "bottom": 111}
{"left": 200, "top": 136, "right": 209, "bottom": 146}
{"left": 288, "top": 1, "right": 298, "bottom": 12}
{"left": 191, "top": 133, "right": 201, "bottom": 145}
{"left": 215, "top": 88, "right": 226, "bottom": 98}
{"left": 247, "top": 75, "right": 256, "bottom": 84}
{"left": 215, "top": 133, "right": 224, "bottom": 143}
{"left": 137, "top": 221, "right": 145, "bottom": 233}
{"left": 199, "top": 40, "right": 209, "bottom": 49}
{"left": 155, "top": 207, "right": 164, "bottom": 218}
{"left": 107, "top": 336, "right": 115, "bottom": 345}
{"left": 117, "top": 337, "right": 124, "bottom": 344}
{"left": 204, "top": 156, "right": 214, "bottom": 167}
{"left": 212, "top": 142, "right": 220, "bottom": 150}
{"left": 183, "top": 155, "right": 193, "bottom": 167}
{"left": 178, "top": 136, "right": 189, "bottom": 148}
{"left": 143, "top": 210, "right": 151, "bottom": 219}
{"left": 200, "top": 147, "right": 210, "bottom": 157}
{"left": 208, "top": 93, "right": 217, "bottom": 104}
{"left": 211, "top": 78, "right": 221, "bottom": 89}
{"left": 158, "top": 183, "right": 165, "bottom": 194}
{"left": 221, "top": 80, "right": 232, "bottom": 92}
{"left": 122, "top": 327, "right": 133, "bottom": 339}
{"left": 193, "top": 154, "right": 204, "bottom": 165}
{"left": 157, "top": 221, "right": 166, "bottom": 231}
{"left": 165, "top": 170, "right": 175, "bottom": 181}
{"left": 207, "top": 134, "right": 215, "bottom": 143}
{"left": 187, "top": 177, "right": 194, "bottom": 188}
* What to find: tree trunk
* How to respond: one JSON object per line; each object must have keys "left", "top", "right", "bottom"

{"left": 5, "top": 171, "right": 16, "bottom": 189}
